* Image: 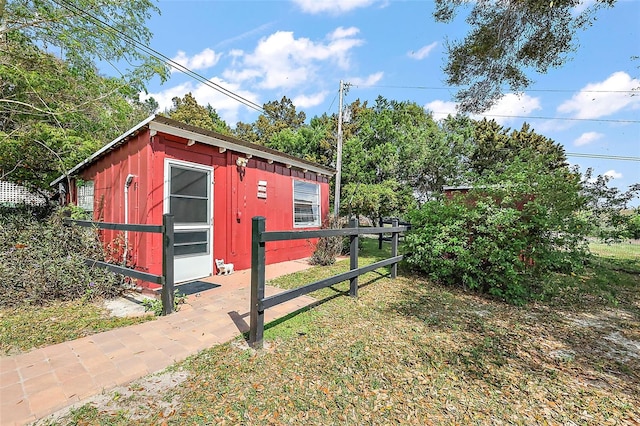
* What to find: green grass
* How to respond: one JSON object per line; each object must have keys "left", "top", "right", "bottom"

{"left": 589, "top": 241, "right": 640, "bottom": 261}
{"left": 51, "top": 239, "right": 640, "bottom": 425}
{"left": 0, "top": 299, "right": 154, "bottom": 355}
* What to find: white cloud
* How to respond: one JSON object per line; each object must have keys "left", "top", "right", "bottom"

{"left": 424, "top": 93, "right": 541, "bottom": 124}
{"left": 171, "top": 48, "right": 221, "bottom": 72}
{"left": 349, "top": 72, "right": 384, "bottom": 87}
{"left": 293, "top": 91, "right": 329, "bottom": 109}
{"left": 573, "top": 131, "right": 603, "bottom": 147}
{"left": 224, "top": 28, "right": 364, "bottom": 91}
{"left": 329, "top": 27, "right": 360, "bottom": 40}
{"left": 408, "top": 42, "right": 438, "bottom": 60}
{"left": 604, "top": 169, "right": 623, "bottom": 179}
{"left": 292, "top": 0, "right": 381, "bottom": 14}
{"left": 142, "top": 77, "right": 260, "bottom": 125}
{"left": 475, "top": 93, "right": 542, "bottom": 125}
{"left": 557, "top": 71, "right": 640, "bottom": 119}
{"left": 424, "top": 100, "right": 458, "bottom": 121}
{"left": 572, "top": 0, "right": 596, "bottom": 15}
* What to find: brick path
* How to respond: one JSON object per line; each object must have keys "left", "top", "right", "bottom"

{"left": 0, "top": 260, "right": 316, "bottom": 426}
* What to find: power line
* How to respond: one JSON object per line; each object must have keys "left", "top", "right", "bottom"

{"left": 468, "top": 113, "right": 640, "bottom": 124}
{"left": 346, "top": 83, "right": 639, "bottom": 124}
{"left": 51, "top": 0, "right": 266, "bottom": 114}
{"left": 356, "top": 84, "right": 639, "bottom": 95}
{"left": 565, "top": 152, "right": 640, "bottom": 161}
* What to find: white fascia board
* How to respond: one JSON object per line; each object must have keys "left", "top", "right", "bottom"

{"left": 50, "top": 115, "right": 157, "bottom": 186}
{"left": 149, "top": 121, "right": 333, "bottom": 176}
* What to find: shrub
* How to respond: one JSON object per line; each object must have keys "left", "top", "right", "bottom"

{"left": 310, "top": 216, "right": 345, "bottom": 266}
{"left": 0, "top": 206, "right": 123, "bottom": 307}
{"left": 627, "top": 211, "right": 640, "bottom": 240}
{"left": 405, "top": 197, "right": 533, "bottom": 304}
{"left": 404, "top": 158, "right": 590, "bottom": 305}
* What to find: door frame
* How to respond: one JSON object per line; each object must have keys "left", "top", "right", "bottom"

{"left": 163, "top": 158, "right": 214, "bottom": 282}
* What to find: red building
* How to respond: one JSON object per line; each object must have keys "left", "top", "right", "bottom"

{"left": 52, "top": 115, "right": 333, "bottom": 287}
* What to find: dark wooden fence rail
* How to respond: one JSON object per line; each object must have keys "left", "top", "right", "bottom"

{"left": 65, "top": 214, "right": 175, "bottom": 315}
{"left": 250, "top": 216, "right": 409, "bottom": 348}
{"left": 378, "top": 217, "right": 412, "bottom": 249}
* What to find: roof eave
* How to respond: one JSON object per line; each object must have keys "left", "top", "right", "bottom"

{"left": 148, "top": 119, "right": 335, "bottom": 177}
{"left": 50, "top": 115, "right": 157, "bottom": 186}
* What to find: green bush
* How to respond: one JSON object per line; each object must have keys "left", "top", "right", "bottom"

{"left": 404, "top": 158, "right": 590, "bottom": 305}
{"left": 0, "top": 206, "right": 123, "bottom": 307}
{"left": 310, "top": 216, "right": 345, "bottom": 266}
{"left": 627, "top": 211, "right": 640, "bottom": 240}
{"left": 405, "top": 197, "right": 533, "bottom": 304}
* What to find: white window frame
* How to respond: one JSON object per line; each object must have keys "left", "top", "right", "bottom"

{"left": 293, "top": 180, "right": 321, "bottom": 228}
{"left": 77, "top": 180, "right": 94, "bottom": 212}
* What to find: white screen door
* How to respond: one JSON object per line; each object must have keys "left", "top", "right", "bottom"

{"left": 165, "top": 160, "right": 213, "bottom": 282}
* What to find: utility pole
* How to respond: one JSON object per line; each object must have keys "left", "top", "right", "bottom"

{"left": 334, "top": 80, "right": 345, "bottom": 217}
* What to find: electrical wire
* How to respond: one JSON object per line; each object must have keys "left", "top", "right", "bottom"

{"left": 51, "top": 0, "right": 266, "bottom": 114}
{"left": 565, "top": 153, "right": 640, "bottom": 161}
{"left": 466, "top": 113, "right": 640, "bottom": 124}
{"left": 355, "top": 84, "right": 639, "bottom": 95}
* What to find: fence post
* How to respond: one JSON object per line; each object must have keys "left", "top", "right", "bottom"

{"left": 250, "top": 216, "right": 266, "bottom": 348}
{"left": 161, "top": 214, "right": 175, "bottom": 315}
{"left": 378, "top": 217, "right": 383, "bottom": 250}
{"left": 349, "top": 217, "right": 359, "bottom": 297}
{"left": 391, "top": 218, "right": 399, "bottom": 279}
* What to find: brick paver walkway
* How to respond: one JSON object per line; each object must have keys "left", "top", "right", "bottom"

{"left": 0, "top": 259, "right": 316, "bottom": 426}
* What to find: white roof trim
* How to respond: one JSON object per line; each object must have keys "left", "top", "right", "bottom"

{"left": 51, "top": 115, "right": 156, "bottom": 186}
{"left": 51, "top": 114, "right": 334, "bottom": 187}
{"left": 148, "top": 121, "right": 331, "bottom": 176}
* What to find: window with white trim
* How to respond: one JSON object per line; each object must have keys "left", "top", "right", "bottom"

{"left": 77, "top": 181, "right": 94, "bottom": 212}
{"left": 293, "top": 180, "right": 320, "bottom": 227}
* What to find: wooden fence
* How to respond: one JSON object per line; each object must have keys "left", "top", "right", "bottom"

{"left": 65, "top": 214, "right": 176, "bottom": 315}
{"left": 249, "top": 216, "right": 409, "bottom": 348}
{"left": 378, "top": 217, "right": 411, "bottom": 249}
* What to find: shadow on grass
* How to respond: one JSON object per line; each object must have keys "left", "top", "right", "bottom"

{"left": 239, "top": 271, "right": 389, "bottom": 344}
{"left": 388, "top": 268, "right": 640, "bottom": 398}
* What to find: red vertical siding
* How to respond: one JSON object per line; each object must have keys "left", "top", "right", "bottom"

{"left": 77, "top": 127, "right": 330, "bottom": 288}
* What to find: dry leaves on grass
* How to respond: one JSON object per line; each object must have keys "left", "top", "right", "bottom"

{"left": 51, "top": 247, "right": 640, "bottom": 425}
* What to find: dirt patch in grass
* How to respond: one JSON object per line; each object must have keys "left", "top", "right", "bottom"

{"left": 35, "top": 369, "right": 190, "bottom": 425}
{"left": 46, "top": 241, "right": 640, "bottom": 425}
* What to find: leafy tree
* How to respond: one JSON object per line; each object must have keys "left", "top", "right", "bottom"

{"left": 627, "top": 209, "right": 640, "bottom": 240}
{"left": 434, "top": 0, "right": 616, "bottom": 112}
{"left": 205, "top": 104, "right": 231, "bottom": 134}
{"left": 341, "top": 180, "right": 415, "bottom": 222}
{"left": 469, "top": 119, "right": 566, "bottom": 177}
{"left": 0, "top": 33, "right": 154, "bottom": 194}
{"left": 234, "top": 96, "right": 306, "bottom": 146}
{"left": 580, "top": 170, "right": 640, "bottom": 241}
{"left": 232, "top": 121, "right": 259, "bottom": 144}
{"left": 397, "top": 113, "right": 473, "bottom": 202}
{"left": 0, "top": 0, "right": 167, "bottom": 194}
{"left": 2, "top": 0, "right": 168, "bottom": 90}
{"left": 165, "top": 93, "right": 230, "bottom": 134}
{"left": 265, "top": 117, "right": 333, "bottom": 165}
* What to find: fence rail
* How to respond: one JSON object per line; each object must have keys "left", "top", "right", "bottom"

{"left": 378, "top": 217, "right": 411, "bottom": 249}
{"left": 249, "top": 216, "right": 408, "bottom": 348}
{"left": 65, "top": 214, "right": 176, "bottom": 315}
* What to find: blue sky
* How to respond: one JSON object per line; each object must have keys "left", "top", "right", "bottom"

{"left": 137, "top": 0, "right": 639, "bottom": 203}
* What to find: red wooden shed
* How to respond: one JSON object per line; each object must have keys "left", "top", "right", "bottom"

{"left": 52, "top": 115, "right": 334, "bottom": 287}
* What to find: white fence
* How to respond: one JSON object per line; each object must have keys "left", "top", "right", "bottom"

{"left": 0, "top": 181, "right": 46, "bottom": 206}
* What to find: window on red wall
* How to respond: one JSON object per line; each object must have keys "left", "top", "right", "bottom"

{"left": 293, "top": 180, "right": 320, "bottom": 227}
{"left": 77, "top": 181, "right": 94, "bottom": 213}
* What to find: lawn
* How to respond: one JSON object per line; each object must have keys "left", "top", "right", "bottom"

{"left": 0, "top": 300, "right": 154, "bottom": 355}
{"left": 37, "top": 240, "right": 640, "bottom": 424}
